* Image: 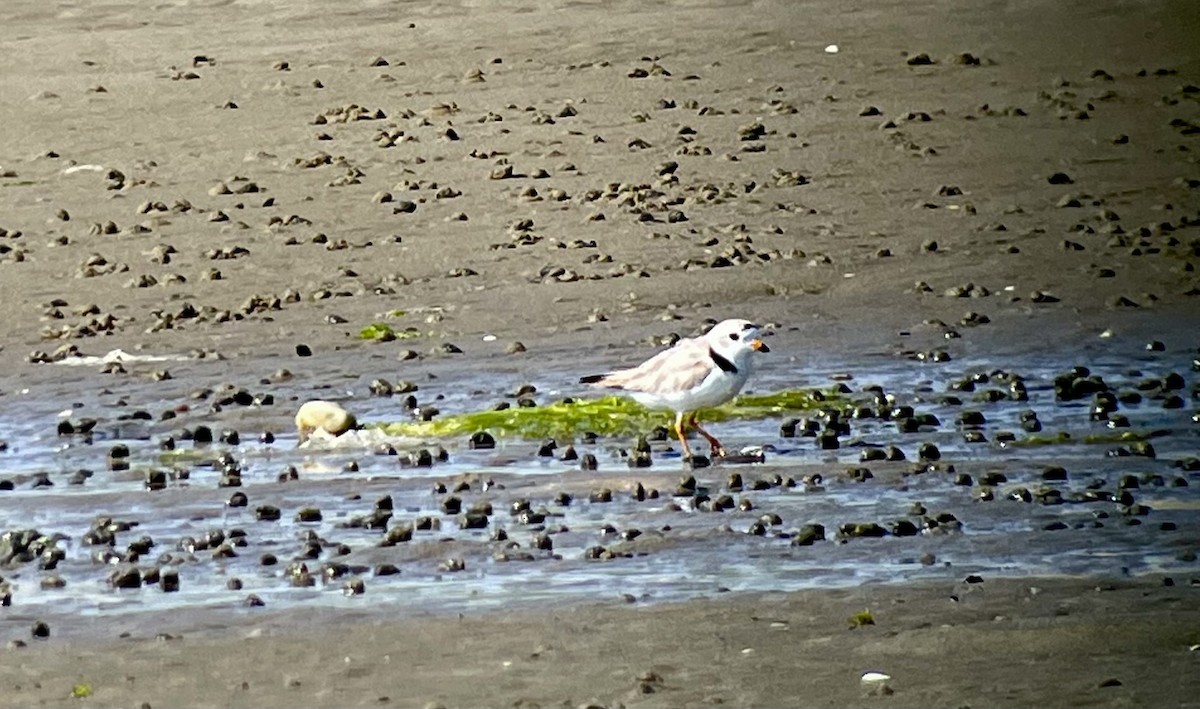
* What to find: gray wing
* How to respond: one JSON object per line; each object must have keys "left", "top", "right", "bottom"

{"left": 583, "top": 337, "right": 714, "bottom": 395}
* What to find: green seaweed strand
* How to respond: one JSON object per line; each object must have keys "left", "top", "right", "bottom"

{"left": 375, "top": 389, "right": 837, "bottom": 441}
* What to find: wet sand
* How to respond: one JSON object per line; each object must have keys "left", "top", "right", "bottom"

{"left": 2, "top": 576, "right": 1198, "bottom": 709}
{"left": 2, "top": 0, "right": 1200, "bottom": 706}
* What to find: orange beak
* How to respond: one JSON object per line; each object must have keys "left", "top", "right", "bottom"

{"left": 750, "top": 338, "right": 769, "bottom": 353}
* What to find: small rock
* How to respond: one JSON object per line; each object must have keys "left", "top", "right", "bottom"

{"left": 294, "top": 400, "right": 357, "bottom": 443}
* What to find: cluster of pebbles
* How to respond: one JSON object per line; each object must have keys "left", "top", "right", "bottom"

{"left": 0, "top": 1, "right": 1198, "bottom": 667}
{"left": 0, "top": 340, "right": 1197, "bottom": 643}
{"left": 0, "top": 21, "right": 1196, "bottom": 362}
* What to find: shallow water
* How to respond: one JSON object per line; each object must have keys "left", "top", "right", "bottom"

{"left": 1, "top": 332, "right": 1197, "bottom": 636}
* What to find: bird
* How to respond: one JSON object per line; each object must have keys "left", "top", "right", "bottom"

{"left": 580, "top": 319, "right": 770, "bottom": 460}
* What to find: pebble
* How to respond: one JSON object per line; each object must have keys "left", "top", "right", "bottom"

{"left": 1, "top": 31, "right": 1197, "bottom": 648}
{"left": 463, "top": 431, "right": 492, "bottom": 448}
{"left": 787, "top": 525, "right": 825, "bottom": 547}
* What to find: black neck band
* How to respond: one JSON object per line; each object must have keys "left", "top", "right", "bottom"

{"left": 710, "top": 348, "right": 738, "bottom": 374}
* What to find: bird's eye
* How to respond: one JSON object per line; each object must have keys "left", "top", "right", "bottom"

{"left": 729, "top": 333, "right": 739, "bottom": 341}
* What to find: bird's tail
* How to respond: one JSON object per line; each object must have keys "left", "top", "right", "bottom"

{"left": 579, "top": 374, "right": 607, "bottom": 384}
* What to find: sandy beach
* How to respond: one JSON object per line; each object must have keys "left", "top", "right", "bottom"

{"left": 1, "top": 0, "right": 1199, "bottom": 706}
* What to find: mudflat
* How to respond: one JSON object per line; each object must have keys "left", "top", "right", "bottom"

{"left": 4, "top": 576, "right": 1200, "bottom": 708}
{"left": 1, "top": 0, "right": 1199, "bottom": 706}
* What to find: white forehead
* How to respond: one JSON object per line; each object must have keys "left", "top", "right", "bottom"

{"left": 708, "top": 319, "right": 756, "bottom": 336}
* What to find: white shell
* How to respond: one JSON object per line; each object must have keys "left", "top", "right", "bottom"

{"left": 295, "top": 400, "right": 357, "bottom": 443}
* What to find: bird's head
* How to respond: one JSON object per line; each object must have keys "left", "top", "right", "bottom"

{"left": 705, "top": 319, "right": 771, "bottom": 363}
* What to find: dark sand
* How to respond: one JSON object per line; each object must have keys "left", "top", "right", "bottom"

{"left": 2, "top": 0, "right": 1200, "bottom": 706}
{"left": 4, "top": 577, "right": 1200, "bottom": 708}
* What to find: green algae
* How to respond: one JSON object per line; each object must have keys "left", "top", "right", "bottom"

{"left": 848, "top": 609, "right": 876, "bottom": 628}
{"left": 357, "top": 322, "right": 422, "bottom": 341}
{"left": 375, "top": 389, "right": 839, "bottom": 441}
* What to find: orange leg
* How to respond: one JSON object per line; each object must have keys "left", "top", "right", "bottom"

{"left": 673, "top": 411, "right": 694, "bottom": 460}
{"left": 688, "top": 414, "right": 725, "bottom": 458}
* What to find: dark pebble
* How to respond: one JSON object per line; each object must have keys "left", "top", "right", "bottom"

{"left": 957, "top": 410, "right": 986, "bottom": 426}
{"left": 380, "top": 524, "right": 413, "bottom": 546}
{"left": 980, "top": 471, "right": 1008, "bottom": 486}
{"left": 109, "top": 566, "right": 142, "bottom": 589}
{"left": 711, "top": 494, "right": 735, "bottom": 511}
{"left": 469, "top": 431, "right": 495, "bottom": 450}
{"left": 846, "top": 467, "right": 874, "bottom": 482}
{"left": 295, "top": 507, "right": 322, "bottom": 523}
{"left": 1042, "top": 465, "right": 1068, "bottom": 481}
{"left": 791, "top": 523, "right": 825, "bottom": 546}
{"left": 860, "top": 448, "right": 887, "bottom": 462}
{"left": 160, "top": 569, "right": 180, "bottom": 592}
{"left": 840, "top": 522, "right": 887, "bottom": 538}
{"left": 458, "top": 512, "right": 489, "bottom": 529}
{"left": 144, "top": 470, "right": 167, "bottom": 491}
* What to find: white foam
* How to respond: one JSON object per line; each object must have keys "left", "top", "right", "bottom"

{"left": 51, "top": 349, "right": 191, "bottom": 366}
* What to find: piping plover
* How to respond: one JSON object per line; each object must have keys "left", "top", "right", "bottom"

{"left": 580, "top": 319, "right": 770, "bottom": 460}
